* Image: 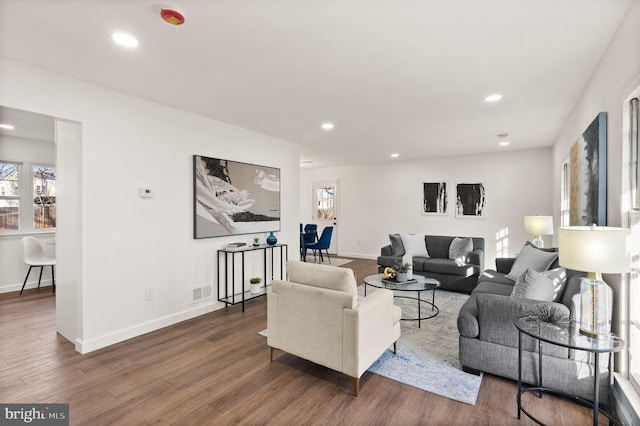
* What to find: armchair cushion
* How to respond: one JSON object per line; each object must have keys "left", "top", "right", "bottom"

{"left": 510, "top": 269, "right": 555, "bottom": 302}
{"left": 287, "top": 260, "right": 358, "bottom": 308}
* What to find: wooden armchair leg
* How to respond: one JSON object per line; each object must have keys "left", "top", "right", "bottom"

{"left": 393, "top": 341, "right": 397, "bottom": 354}
{"left": 270, "top": 347, "right": 275, "bottom": 363}
{"left": 351, "top": 376, "right": 360, "bottom": 397}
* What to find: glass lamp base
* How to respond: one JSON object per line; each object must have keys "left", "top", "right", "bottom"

{"left": 579, "top": 278, "right": 611, "bottom": 339}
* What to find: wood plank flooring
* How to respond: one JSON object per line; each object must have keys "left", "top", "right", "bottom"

{"left": 1, "top": 258, "right": 603, "bottom": 425}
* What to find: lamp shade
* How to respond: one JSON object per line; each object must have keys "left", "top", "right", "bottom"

{"left": 524, "top": 216, "right": 554, "bottom": 236}
{"left": 558, "top": 225, "right": 631, "bottom": 274}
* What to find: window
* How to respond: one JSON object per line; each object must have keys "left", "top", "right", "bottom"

{"left": 32, "top": 165, "right": 56, "bottom": 229}
{"left": 0, "top": 162, "right": 20, "bottom": 230}
{"left": 0, "top": 161, "right": 56, "bottom": 232}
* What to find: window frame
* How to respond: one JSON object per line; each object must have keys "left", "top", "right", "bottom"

{"left": 0, "top": 160, "right": 56, "bottom": 235}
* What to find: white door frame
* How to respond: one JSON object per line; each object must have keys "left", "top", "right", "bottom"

{"left": 312, "top": 180, "right": 339, "bottom": 255}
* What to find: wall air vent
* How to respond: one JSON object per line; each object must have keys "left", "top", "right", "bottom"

{"left": 191, "top": 285, "right": 212, "bottom": 303}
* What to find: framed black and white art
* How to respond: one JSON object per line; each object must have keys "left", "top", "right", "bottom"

{"left": 422, "top": 182, "right": 448, "bottom": 215}
{"left": 193, "top": 155, "right": 281, "bottom": 238}
{"left": 455, "top": 183, "right": 486, "bottom": 219}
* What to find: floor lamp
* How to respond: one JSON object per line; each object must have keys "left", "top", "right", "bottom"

{"left": 558, "top": 225, "right": 631, "bottom": 338}
{"left": 524, "top": 216, "right": 554, "bottom": 248}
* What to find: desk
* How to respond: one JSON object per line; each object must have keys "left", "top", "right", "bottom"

{"left": 217, "top": 244, "right": 288, "bottom": 312}
{"left": 515, "top": 316, "right": 623, "bottom": 425}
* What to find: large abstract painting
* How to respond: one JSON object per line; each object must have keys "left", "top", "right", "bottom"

{"left": 569, "top": 112, "right": 607, "bottom": 226}
{"left": 455, "top": 183, "right": 486, "bottom": 219}
{"left": 193, "top": 155, "right": 281, "bottom": 238}
{"left": 422, "top": 182, "right": 448, "bottom": 215}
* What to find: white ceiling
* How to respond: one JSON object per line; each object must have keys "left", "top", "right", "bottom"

{"left": 0, "top": 0, "right": 633, "bottom": 167}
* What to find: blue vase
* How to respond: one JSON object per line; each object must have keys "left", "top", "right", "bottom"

{"left": 266, "top": 232, "right": 277, "bottom": 245}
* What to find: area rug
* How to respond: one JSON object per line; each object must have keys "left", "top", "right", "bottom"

{"left": 259, "top": 287, "right": 482, "bottom": 405}
{"left": 365, "top": 287, "right": 483, "bottom": 405}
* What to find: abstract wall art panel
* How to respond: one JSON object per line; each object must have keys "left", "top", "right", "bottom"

{"left": 193, "top": 155, "right": 281, "bottom": 238}
{"left": 569, "top": 112, "right": 607, "bottom": 226}
{"left": 455, "top": 183, "right": 486, "bottom": 219}
{"left": 422, "top": 182, "right": 448, "bottom": 215}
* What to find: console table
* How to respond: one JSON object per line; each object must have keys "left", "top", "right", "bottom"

{"left": 217, "top": 243, "right": 288, "bottom": 312}
{"left": 515, "top": 316, "right": 623, "bottom": 426}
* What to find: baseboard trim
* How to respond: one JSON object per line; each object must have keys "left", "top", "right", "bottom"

{"left": 613, "top": 374, "right": 640, "bottom": 425}
{"left": 0, "top": 280, "right": 53, "bottom": 294}
{"left": 338, "top": 252, "right": 377, "bottom": 260}
{"left": 74, "top": 300, "right": 227, "bottom": 354}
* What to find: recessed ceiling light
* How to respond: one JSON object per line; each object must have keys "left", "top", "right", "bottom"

{"left": 484, "top": 94, "right": 503, "bottom": 103}
{"left": 112, "top": 32, "right": 139, "bottom": 48}
{"left": 321, "top": 123, "right": 334, "bottom": 130}
{"left": 0, "top": 124, "right": 15, "bottom": 130}
{"left": 499, "top": 141, "right": 510, "bottom": 146}
{"left": 390, "top": 153, "right": 399, "bottom": 158}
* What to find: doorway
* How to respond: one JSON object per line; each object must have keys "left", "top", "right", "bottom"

{"left": 312, "top": 180, "right": 339, "bottom": 255}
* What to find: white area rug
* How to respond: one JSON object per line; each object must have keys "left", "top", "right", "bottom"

{"left": 366, "top": 287, "right": 483, "bottom": 405}
{"left": 259, "top": 286, "right": 482, "bottom": 405}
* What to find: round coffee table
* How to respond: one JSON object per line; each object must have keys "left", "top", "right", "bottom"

{"left": 363, "top": 274, "right": 440, "bottom": 328}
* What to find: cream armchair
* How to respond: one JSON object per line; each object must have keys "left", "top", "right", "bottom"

{"left": 267, "top": 260, "right": 401, "bottom": 396}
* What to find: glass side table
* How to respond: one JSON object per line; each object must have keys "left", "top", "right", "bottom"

{"left": 515, "top": 316, "right": 624, "bottom": 426}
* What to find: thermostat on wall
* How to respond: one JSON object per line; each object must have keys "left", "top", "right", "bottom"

{"left": 140, "top": 187, "right": 154, "bottom": 199}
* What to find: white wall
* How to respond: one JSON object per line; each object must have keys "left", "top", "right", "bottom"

{"left": 548, "top": 3, "right": 640, "bottom": 421}
{"left": 0, "top": 57, "right": 300, "bottom": 353}
{"left": 0, "top": 133, "right": 56, "bottom": 292}
{"left": 551, "top": 0, "right": 640, "bottom": 377}
{"left": 300, "top": 147, "right": 553, "bottom": 269}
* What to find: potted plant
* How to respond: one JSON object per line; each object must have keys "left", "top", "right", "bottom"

{"left": 250, "top": 277, "right": 262, "bottom": 294}
{"left": 252, "top": 237, "right": 260, "bottom": 247}
{"left": 393, "top": 260, "right": 411, "bottom": 282}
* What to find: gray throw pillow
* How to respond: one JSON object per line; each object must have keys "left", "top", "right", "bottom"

{"left": 449, "top": 237, "right": 473, "bottom": 262}
{"left": 389, "top": 234, "right": 405, "bottom": 256}
{"left": 506, "top": 243, "right": 558, "bottom": 281}
{"left": 510, "top": 269, "right": 555, "bottom": 302}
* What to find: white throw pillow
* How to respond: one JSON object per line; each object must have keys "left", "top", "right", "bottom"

{"left": 399, "top": 233, "right": 429, "bottom": 257}
{"left": 449, "top": 237, "right": 473, "bottom": 262}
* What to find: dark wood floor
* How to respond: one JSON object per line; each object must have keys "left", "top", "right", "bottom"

{"left": 1, "top": 258, "right": 602, "bottom": 425}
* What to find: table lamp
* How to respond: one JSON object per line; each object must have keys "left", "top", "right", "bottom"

{"left": 558, "top": 225, "right": 631, "bottom": 338}
{"left": 524, "top": 216, "right": 554, "bottom": 248}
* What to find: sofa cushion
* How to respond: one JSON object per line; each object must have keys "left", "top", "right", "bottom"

{"left": 449, "top": 237, "right": 473, "bottom": 262}
{"left": 400, "top": 233, "right": 429, "bottom": 257}
{"left": 478, "top": 269, "right": 515, "bottom": 286}
{"left": 420, "top": 258, "right": 479, "bottom": 276}
{"left": 510, "top": 269, "right": 555, "bottom": 301}
{"left": 473, "top": 280, "right": 514, "bottom": 296}
{"left": 389, "top": 234, "right": 405, "bottom": 256}
{"left": 506, "top": 242, "right": 558, "bottom": 281}
{"left": 377, "top": 255, "right": 399, "bottom": 268}
{"left": 410, "top": 256, "right": 430, "bottom": 272}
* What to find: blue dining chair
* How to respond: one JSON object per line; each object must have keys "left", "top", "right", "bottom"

{"left": 304, "top": 226, "right": 333, "bottom": 263}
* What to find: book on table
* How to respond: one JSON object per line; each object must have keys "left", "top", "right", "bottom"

{"left": 224, "top": 242, "right": 247, "bottom": 250}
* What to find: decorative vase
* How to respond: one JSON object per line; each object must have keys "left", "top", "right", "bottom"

{"left": 252, "top": 239, "right": 260, "bottom": 247}
{"left": 396, "top": 272, "right": 408, "bottom": 282}
{"left": 402, "top": 253, "right": 413, "bottom": 280}
{"left": 266, "top": 232, "right": 277, "bottom": 245}
{"left": 250, "top": 283, "right": 261, "bottom": 294}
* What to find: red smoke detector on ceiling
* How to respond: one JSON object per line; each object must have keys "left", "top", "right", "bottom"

{"left": 160, "top": 8, "right": 185, "bottom": 25}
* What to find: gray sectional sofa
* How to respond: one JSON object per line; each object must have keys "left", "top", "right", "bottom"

{"left": 457, "top": 242, "right": 610, "bottom": 402}
{"left": 377, "top": 234, "right": 484, "bottom": 294}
